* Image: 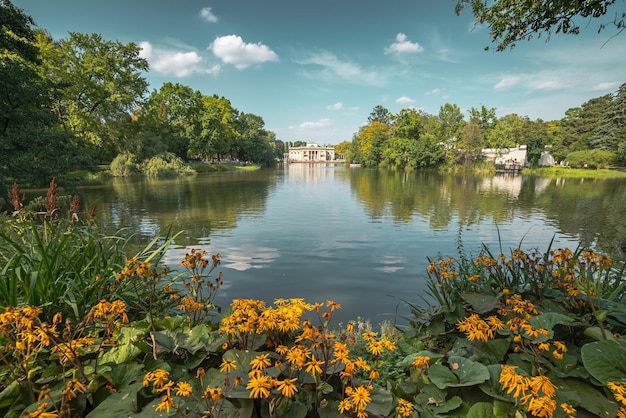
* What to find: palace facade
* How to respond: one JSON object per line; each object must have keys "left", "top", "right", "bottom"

{"left": 288, "top": 142, "right": 335, "bottom": 162}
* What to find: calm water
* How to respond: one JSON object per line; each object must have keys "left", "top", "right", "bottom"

{"left": 77, "top": 165, "right": 626, "bottom": 325}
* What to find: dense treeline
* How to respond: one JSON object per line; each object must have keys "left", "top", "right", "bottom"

{"left": 0, "top": 0, "right": 283, "bottom": 192}
{"left": 340, "top": 86, "right": 626, "bottom": 170}
{"left": 2, "top": 0, "right": 625, "bottom": 193}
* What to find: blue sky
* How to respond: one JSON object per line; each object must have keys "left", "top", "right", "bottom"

{"left": 14, "top": 0, "right": 626, "bottom": 144}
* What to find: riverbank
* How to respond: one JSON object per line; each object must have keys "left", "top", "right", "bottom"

{"left": 523, "top": 166, "right": 626, "bottom": 178}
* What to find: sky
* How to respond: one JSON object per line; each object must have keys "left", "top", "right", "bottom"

{"left": 13, "top": 0, "right": 626, "bottom": 145}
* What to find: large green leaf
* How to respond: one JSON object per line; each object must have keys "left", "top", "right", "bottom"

{"left": 581, "top": 339, "right": 626, "bottom": 384}
{"left": 86, "top": 381, "right": 148, "bottom": 417}
{"left": 460, "top": 292, "right": 500, "bottom": 314}
{"left": 365, "top": 384, "right": 394, "bottom": 416}
{"left": 428, "top": 356, "right": 490, "bottom": 389}
{"left": 561, "top": 377, "right": 619, "bottom": 417}
{"left": 466, "top": 402, "right": 495, "bottom": 418}
{"left": 528, "top": 312, "right": 574, "bottom": 341}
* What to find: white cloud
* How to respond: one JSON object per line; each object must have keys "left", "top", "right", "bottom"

{"left": 296, "top": 50, "right": 386, "bottom": 86}
{"left": 326, "top": 102, "right": 343, "bottom": 110}
{"left": 210, "top": 35, "right": 278, "bottom": 69}
{"left": 425, "top": 88, "right": 441, "bottom": 95}
{"left": 592, "top": 81, "right": 620, "bottom": 91}
{"left": 395, "top": 96, "right": 415, "bottom": 104}
{"left": 294, "top": 118, "right": 333, "bottom": 129}
{"left": 384, "top": 33, "right": 424, "bottom": 55}
{"left": 528, "top": 78, "right": 570, "bottom": 91}
{"left": 139, "top": 41, "right": 219, "bottom": 77}
{"left": 494, "top": 76, "right": 522, "bottom": 90}
{"left": 199, "top": 7, "right": 218, "bottom": 23}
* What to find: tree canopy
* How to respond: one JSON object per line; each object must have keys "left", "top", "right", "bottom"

{"left": 456, "top": 0, "right": 626, "bottom": 50}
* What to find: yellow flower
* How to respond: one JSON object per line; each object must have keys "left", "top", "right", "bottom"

{"left": 561, "top": 403, "right": 576, "bottom": 414}
{"left": 276, "top": 378, "right": 298, "bottom": 397}
{"left": 412, "top": 355, "right": 430, "bottom": 369}
{"left": 369, "top": 370, "right": 380, "bottom": 380}
{"left": 529, "top": 375, "right": 557, "bottom": 398}
{"left": 246, "top": 375, "right": 271, "bottom": 398}
{"left": 305, "top": 356, "right": 324, "bottom": 376}
{"left": 367, "top": 340, "right": 385, "bottom": 356}
{"left": 349, "top": 384, "right": 372, "bottom": 410}
{"left": 338, "top": 398, "right": 352, "bottom": 414}
{"left": 396, "top": 398, "right": 415, "bottom": 417}
{"left": 250, "top": 353, "right": 272, "bottom": 371}
{"left": 155, "top": 395, "right": 174, "bottom": 413}
{"left": 204, "top": 387, "right": 222, "bottom": 401}
{"left": 28, "top": 402, "right": 58, "bottom": 418}
{"left": 220, "top": 359, "right": 237, "bottom": 373}
{"left": 196, "top": 367, "right": 206, "bottom": 378}
{"left": 527, "top": 396, "right": 557, "bottom": 418}
{"left": 175, "top": 381, "right": 193, "bottom": 397}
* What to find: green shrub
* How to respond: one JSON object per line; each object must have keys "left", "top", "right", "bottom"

{"left": 109, "top": 152, "right": 139, "bottom": 177}
{"left": 565, "top": 149, "right": 618, "bottom": 169}
{"left": 140, "top": 152, "right": 194, "bottom": 178}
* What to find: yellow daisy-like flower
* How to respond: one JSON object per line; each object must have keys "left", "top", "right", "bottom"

{"left": 338, "top": 398, "right": 352, "bottom": 414}
{"left": 529, "top": 375, "right": 557, "bottom": 398}
{"left": 527, "top": 396, "right": 557, "bottom": 418}
{"left": 220, "top": 359, "right": 237, "bottom": 373}
{"left": 412, "top": 355, "right": 431, "bottom": 369}
{"left": 305, "top": 356, "right": 324, "bottom": 376}
{"left": 155, "top": 395, "right": 174, "bottom": 413}
{"left": 250, "top": 353, "right": 272, "bottom": 371}
{"left": 175, "top": 381, "right": 193, "bottom": 397}
{"left": 396, "top": 398, "right": 415, "bottom": 417}
{"left": 204, "top": 387, "right": 222, "bottom": 401}
{"left": 276, "top": 378, "right": 298, "bottom": 397}
{"left": 560, "top": 403, "right": 576, "bottom": 414}
{"left": 246, "top": 375, "right": 271, "bottom": 398}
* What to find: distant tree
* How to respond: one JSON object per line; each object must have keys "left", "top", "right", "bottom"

{"left": 368, "top": 105, "right": 392, "bottom": 125}
{"left": 141, "top": 82, "right": 204, "bottom": 158}
{"left": 392, "top": 108, "right": 422, "bottom": 140}
{"left": 356, "top": 121, "right": 390, "bottom": 167}
{"left": 456, "top": 121, "right": 485, "bottom": 165}
{"left": 524, "top": 119, "right": 549, "bottom": 168}
{"left": 590, "top": 83, "right": 626, "bottom": 163}
{"left": 334, "top": 141, "right": 352, "bottom": 159}
{"left": 37, "top": 32, "right": 149, "bottom": 163}
{"left": 456, "top": 0, "right": 626, "bottom": 51}
{"left": 485, "top": 114, "right": 526, "bottom": 149}
{"left": 558, "top": 94, "right": 613, "bottom": 159}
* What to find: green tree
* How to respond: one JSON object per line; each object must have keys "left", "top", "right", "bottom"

{"left": 485, "top": 114, "right": 526, "bottom": 149}
{"left": 141, "top": 82, "right": 204, "bottom": 159}
{"left": 191, "top": 95, "right": 238, "bottom": 160}
{"left": 37, "top": 32, "right": 149, "bottom": 163}
{"left": 456, "top": 120, "right": 485, "bottom": 165}
{"left": 334, "top": 140, "right": 351, "bottom": 160}
{"left": 438, "top": 103, "right": 464, "bottom": 164}
{"left": 558, "top": 94, "right": 613, "bottom": 159}
{"left": 0, "top": 1, "right": 71, "bottom": 187}
{"left": 590, "top": 83, "right": 626, "bottom": 163}
{"left": 456, "top": 0, "right": 625, "bottom": 51}
{"left": 367, "top": 105, "right": 392, "bottom": 125}
{"left": 355, "top": 121, "right": 390, "bottom": 167}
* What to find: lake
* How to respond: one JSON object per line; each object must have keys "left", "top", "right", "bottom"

{"left": 77, "top": 164, "right": 626, "bottom": 325}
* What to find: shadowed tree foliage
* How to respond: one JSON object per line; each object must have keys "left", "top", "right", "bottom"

{"left": 456, "top": 0, "right": 626, "bottom": 51}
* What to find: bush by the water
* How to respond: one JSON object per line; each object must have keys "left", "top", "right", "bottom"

{"left": 1, "top": 180, "right": 626, "bottom": 418}
{"left": 110, "top": 152, "right": 194, "bottom": 178}
{"left": 565, "top": 149, "right": 618, "bottom": 169}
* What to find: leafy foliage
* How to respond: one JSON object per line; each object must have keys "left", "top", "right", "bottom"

{"left": 456, "top": 0, "right": 626, "bottom": 51}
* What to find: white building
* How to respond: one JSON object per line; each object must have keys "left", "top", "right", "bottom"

{"left": 288, "top": 142, "right": 335, "bottom": 162}
{"left": 482, "top": 145, "right": 528, "bottom": 166}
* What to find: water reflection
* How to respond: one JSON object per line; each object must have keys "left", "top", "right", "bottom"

{"left": 70, "top": 167, "right": 626, "bottom": 323}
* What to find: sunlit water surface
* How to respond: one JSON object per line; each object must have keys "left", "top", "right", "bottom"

{"left": 78, "top": 165, "right": 626, "bottom": 325}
